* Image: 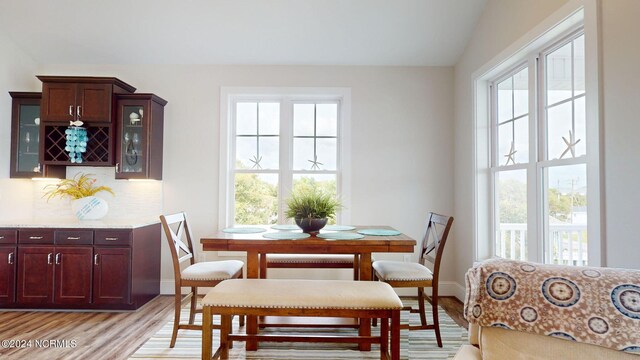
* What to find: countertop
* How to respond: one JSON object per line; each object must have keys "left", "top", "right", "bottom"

{"left": 0, "top": 217, "right": 160, "bottom": 229}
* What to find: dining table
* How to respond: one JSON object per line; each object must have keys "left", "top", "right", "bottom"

{"left": 200, "top": 225, "right": 416, "bottom": 352}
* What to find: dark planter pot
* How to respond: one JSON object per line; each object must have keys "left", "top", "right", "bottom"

{"left": 295, "top": 217, "right": 328, "bottom": 233}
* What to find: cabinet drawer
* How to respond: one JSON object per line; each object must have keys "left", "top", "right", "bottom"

{"left": 95, "top": 230, "right": 131, "bottom": 246}
{"left": 18, "top": 229, "right": 54, "bottom": 244}
{"left": 55, "top": 230, "right": 94, "bottom": 245}
{"left": 0, "top": 229, "right": 17, "bottom": 244}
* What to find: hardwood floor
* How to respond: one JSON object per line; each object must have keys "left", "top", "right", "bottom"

{"left": 0, "top": 296, "right": 174, "bottom": 360}
{"left": 0, "top": 295, "right": 467, "bottom": 360}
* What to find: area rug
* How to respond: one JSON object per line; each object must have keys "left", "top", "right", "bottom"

{"left": 129, "top": 300, "right": 467, "bottom": 359}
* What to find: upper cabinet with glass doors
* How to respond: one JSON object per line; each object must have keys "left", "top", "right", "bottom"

{"left": 115, "top": 94, "right": 167, "bottom": 180}
{"left": 9, "top": 92, "right": 65, "bottom": 179}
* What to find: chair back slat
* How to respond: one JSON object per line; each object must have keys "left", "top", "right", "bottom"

{"left": 160, "top": 212, "right": 197, "bottom": 283}
{"left": 419, "top": 212, "right": 454, "bottom": 282}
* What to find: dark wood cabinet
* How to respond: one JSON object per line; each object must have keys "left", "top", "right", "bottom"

{"left": 17, "top": 245, "right": 93, "bottom": 306}
{"left": 17, "top": 246, "right": 55, "bottom": 305}
{"left": 39, "top": 76, "right": 135, "bottom": 123}
{"left": 8, "top": 92, "right": 65, "bottom": 178}
{"left": 115, "top": 94, "right": 167, "bottom": 179}
{"left": 93, "top": 247, "right": 131, "bottom": 305}
{"left": 0, "top": 246, "right": 17, "bottom": 305}
{"left": 4, "top": 224, "right": 160, "bottom": 310}
{"left": 37, "top": 76, "right": 136, "bottom": 166}
{"left": 54, "top": 246, "right": 93, "bottom": 305}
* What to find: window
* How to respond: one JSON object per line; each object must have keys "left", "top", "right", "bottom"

{"left": 488, "top": 29, "right": 595, "bottom": 266}
{"left": 220, "top": 88, "right": 351, "bottom": 227}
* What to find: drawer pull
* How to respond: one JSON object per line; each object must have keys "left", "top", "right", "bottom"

{"left": 8, "top": 252, "right": 13, "bottom": 265}
{"left": 29, "top": 236, "right": 44, "bottom": 240}
{"left": 47, "top": 253, "right": 53, "bottom": 265}
{"left": 105, "top": 237, "right": 119, "bottom": 241}
{"left": 0, "top": 236, "right": 4, "bottom": 240}
{"left": 94, "top": 254, "right": 99, "bottom": 265}
{"left": 67, "top": 236, "right": 81, "bottom": 240}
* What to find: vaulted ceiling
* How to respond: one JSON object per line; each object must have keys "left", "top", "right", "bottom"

{"left": 0, "top": 0, "right": 486, "bottom": 66}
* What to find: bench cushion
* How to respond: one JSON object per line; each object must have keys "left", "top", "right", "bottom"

{"left": 267, "top": 254, "right": 355, "bottom": 264}
{"left": 181, "top": 260, "right": 244, "bottom": 281}
{"left": 202, "top": 279, "right": 403, "bottom": 310}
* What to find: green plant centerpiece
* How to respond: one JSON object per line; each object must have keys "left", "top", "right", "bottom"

{"left": 44, "top": 173, "right": 115, "bottom": 220}
{"left": 285, "top": 188, "right": 341, "bottom": 233}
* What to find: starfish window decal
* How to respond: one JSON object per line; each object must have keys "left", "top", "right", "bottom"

{"left": 249, "top": 155, "right": 262, "bottom": 169}
{"left": 308, "top": 155, "right": 323, "bottom": 170}
{"left": 559, "top": 130, "right": 581, "bottom": 159}
{"left": 504, "top": 141, "right": 517, "bottom": 166}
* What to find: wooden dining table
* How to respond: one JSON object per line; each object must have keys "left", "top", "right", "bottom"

{"left": 200, "top": 225, "right": 416, "bottom": 352}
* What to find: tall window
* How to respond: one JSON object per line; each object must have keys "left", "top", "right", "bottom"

{"left": 490, "top": 30, "right": 590, "bottom": 266}
{"left": 221, "top": 89, "right": 350, "bottom": 226}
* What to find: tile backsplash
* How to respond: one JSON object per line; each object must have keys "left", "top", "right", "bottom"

{"left": 32, "top": 167, "right": 162, "bottom": 221}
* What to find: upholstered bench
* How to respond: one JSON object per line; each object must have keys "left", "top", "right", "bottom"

{"left": 201, "top": 279, "right": 403, "bottom": 360}
{"left": 262, "top": 254, "right": 359, "bottom": 279}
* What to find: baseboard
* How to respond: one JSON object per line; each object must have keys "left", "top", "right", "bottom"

{"left": 162, "top": 280, "right": 467, "bottom": 302}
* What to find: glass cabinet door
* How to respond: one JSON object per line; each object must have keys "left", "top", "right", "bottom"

{"left": 115, "top": 93, "right": 166, "bottom": 180}
{"left": 17, "top": 105, "right": 40, "bottom": 172}
{"left": 120, "top": 104, "right": 146, "bottom": 174}
{"left": 10, "top": 93, "right": 42, "bottom": 178}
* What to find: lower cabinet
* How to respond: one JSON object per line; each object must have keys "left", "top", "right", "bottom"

{"left": 2, "top": 223, "right": 160, "bottom": 310}
{"left": 0, "top": 246, "right": 17, "bottom": 305}
{"left": 16, "top": 246, "right": 93, "bottom": 306}
{"left": 93, "top": 247, "right": 131, "bottom": 305}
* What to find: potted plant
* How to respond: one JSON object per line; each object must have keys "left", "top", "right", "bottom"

{"left": 285, "top": 188, "right": 342, "bottom": 233}
{"left": 43, "top": 173, "right": 115, "bottom": 220}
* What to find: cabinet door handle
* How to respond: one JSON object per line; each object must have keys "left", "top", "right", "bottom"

{"left": 55, "top": 253, "right": 61, "bottom": 265}
{"left": 29, "top": 236, "right": 43, "bottom": 240}
{"left": 115, "top": 163, "right": 120, "bottom": 173}
{"left": 77, "top": 105, "right": 82, "bottom": 118}
{"left": 0, "top": 236, "right": 4, "bottom": 240}
{"left": 94, "top": 254, "right": 99, "bottom": 265}
{"left": 47, "top": 253, "right": 53, "bottom": 265}
{"left": 36, "top": 163, "right": 41, "bottom": 173}
{"left": 105, "top": 237, "right": 118, "bottom": 241}
{"left": 69, "top": 105, "right": 74, "bottom": 116}
{"left": 8, "top": 252, "right": 13, "bottom": 265}
{"left": 67, "top": 236, "right": 81, "bottom": 240}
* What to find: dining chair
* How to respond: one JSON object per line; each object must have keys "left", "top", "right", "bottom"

{"left": 160, "top": 212, "right": 245, "bottom": 348}
{"left": 372, "top": 212, "right": 453, "bottom": 347}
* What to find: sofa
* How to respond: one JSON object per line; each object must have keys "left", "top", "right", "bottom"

{"left": 454, "top": 259, "right": 640, "bottom": 360}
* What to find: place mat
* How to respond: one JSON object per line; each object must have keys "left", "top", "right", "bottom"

{"left": 323, "top": 225, "right": 356, "bottom": 231}
{"left": 357, "top": 228, "right": 401, "bottom": 236}
{"left": 317, "top": 232, "right": 364, "bottom": 240}
{"left": 270, "top": 224, "right": 300, "bottom": 230}
{"left": 222, "top": 227, "right": 266, "bottom": 234}
{"left": 263, "top": 232, "right": 310, "bottom": 240}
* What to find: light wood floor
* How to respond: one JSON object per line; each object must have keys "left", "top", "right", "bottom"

{"left": 0, "top": 295, "right": 466, "bottom": 360}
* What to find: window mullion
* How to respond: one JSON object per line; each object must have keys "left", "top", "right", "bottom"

{"left": 279, "top": 97, "right": 293, "bottom": 224}
{"left": 527, "top": 55, "right": 540, "bottom": 263}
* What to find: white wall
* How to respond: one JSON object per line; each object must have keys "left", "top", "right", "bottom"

{"left": 600, "top": 0, "right": 640, "bottom": 269}
{"left": 0, "top": 30, "right": 41, "bottom": 221}
{"left": 2, "top": 63, "right": 454, "bottom": 293}
{"left": 453, "top": 0, "right": 640, "bottom": 286}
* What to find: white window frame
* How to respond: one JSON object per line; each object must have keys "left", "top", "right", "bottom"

{"left": 473, "top": 0, "right": 603, "bottom": 266}
{"left": 219, "top": 87, "right": 352, "bottom": 228}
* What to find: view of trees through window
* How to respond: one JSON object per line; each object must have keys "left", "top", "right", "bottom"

{"left": 234, "top": 175, "right": 337, "bottom": 225}
{"left": 232, "top": 99, "right": 341, "bottom": 225}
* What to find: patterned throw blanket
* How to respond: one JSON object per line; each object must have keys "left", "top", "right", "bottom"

{"left": 464, "top": 258, "right": 640, "bottom": 355}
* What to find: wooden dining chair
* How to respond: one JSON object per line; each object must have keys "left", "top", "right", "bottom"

{"left": 372, "top": 212, "right": 453, "bottom": 347}
{"left": 160, "top": 212, "right": 245, "bottom": 348}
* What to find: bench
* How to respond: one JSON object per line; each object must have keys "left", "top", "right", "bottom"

{"left": 201, "top": 279, "right": 403, "bottom": 360}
